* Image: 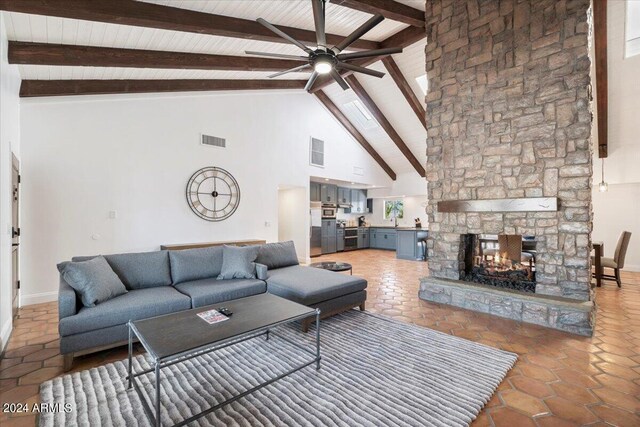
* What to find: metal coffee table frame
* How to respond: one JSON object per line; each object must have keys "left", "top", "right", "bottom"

{"left": 126, "top": 308, "right": 321, "bottom": 427}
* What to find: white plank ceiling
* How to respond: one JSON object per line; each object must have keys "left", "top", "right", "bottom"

{"left": 4, "top": 0, "right": 427, "bottom": 175}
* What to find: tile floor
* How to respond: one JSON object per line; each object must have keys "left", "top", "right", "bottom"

{"left": 1, "top": 249, "right": 639, "bottom": 426}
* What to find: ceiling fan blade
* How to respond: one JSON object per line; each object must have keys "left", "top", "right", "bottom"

{"left": 305, "top": 71, "right": 320, "bottom": 92}
{"left": 311, "top": 0, "right": 327, "bottom": 51}
{"left": 245, "top": 51, "right": 309, "bottom": 61}
{"left": 336, "top": 62, "right": 385, "bottom": 78}
{"left": 268, "top": 64, "right": 312, "bottom": 78}
{"left": 331, "top": 70, "right": 350, "bottom": 90}
{"left": 256, "top": 18, "right": 313, "bottom": 54}
{"left": 333, "top": 14, "right": 384, "bottom": 53}
{"left": 337, "top": 47, "right": 403, "bottom": 61}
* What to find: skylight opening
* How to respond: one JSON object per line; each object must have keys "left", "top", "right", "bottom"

{"left": 352, "top": 99, "right": 373, "bottom": 121}
{"left": 626, "top": 0, "right": 640, "bottom": 58}
{"left": 343, "top": 100, "right": 378, "bottom": 130}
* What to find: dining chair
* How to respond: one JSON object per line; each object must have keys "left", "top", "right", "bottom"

{"left": 591, "top": 231, "right": 632, "bottom": 287}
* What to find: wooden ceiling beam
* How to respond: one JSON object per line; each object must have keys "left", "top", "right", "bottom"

{"left": 8, "top": 41, "right": 303, "bottom": 72}
{"left": 593, "top": 0, "right": 608, "bottom": 158}
{"left": 314, "top": 90, "right": 396, "bottom": 180}
{"left": 333, "top": 0, "right": 425, "bottom": 28}
{"left": 381, "top": 57, "right": 426, "bottom": 130}
{"left": 0, "top": 0, "right": 379, "bottom": 51}
{"left": 345, "top": 75, "right": 424, "bottom": 177}
{"left": 310, "top": 25, "right": 425, "bottom": 92}
{"left": 19, "top": 79, "right": 307, "bottom": 97}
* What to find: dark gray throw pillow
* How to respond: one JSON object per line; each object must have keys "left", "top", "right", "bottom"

{"left": 217, "top": 245, "right": 259, "bottom": 280}
{"left": 57, "top": 256, "right": 128, "bottom": 307}
{"left": 255, "top": 241, "right": 299, "bottom": 269}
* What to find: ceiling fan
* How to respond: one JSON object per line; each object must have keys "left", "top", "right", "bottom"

{"left": 245, "top": 0, "right": 403, "bottom": 92}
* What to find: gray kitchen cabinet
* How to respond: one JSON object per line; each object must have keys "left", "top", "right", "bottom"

{"left": 321, "top": 184, "right": 337, "bottom": 204}
{"left": 321, "top": 219, "right": 337, "bottom": 254}
{"left": 396, "top": 230, "right": 417, "bottom": 260}
{"left": 357, "top": 227, "right": 369, "bottom": 248}
{"left": 337, "top": 228, "right": 345, "bottom": 252}
{"left": 370, "top": 228, "right": 396, "bottom": 250}
{"left": 310, "top": 182, "right": 321, "bottom": 202}
{"left": 350, "top": 189, "right": 367, "bottom": 213}
{"left": 337, "top": 187, "right": 351, "bottom": 205}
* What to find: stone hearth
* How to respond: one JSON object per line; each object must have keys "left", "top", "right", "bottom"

{"left": 419, "top": 0, "right": 595, "bottom": 335}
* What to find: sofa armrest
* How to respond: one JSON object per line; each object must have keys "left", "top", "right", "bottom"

{"left": 255, "top": 263, "right": 268, "bottom": 281}
{"left": 58, "top": 277, "right": 78, "bottom": 320}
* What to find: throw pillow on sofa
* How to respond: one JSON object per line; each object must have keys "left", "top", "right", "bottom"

{"left": 218, "top": 245, "right": 259, "bottom": 280}
{"left": 255, "top": 241, "right": 299, "bottom": 269}
{"left": 169, "top": 246, "right": 224, "bottom": 284}
{"left": 57, "top": 256, "right": 128, "bottom": 307}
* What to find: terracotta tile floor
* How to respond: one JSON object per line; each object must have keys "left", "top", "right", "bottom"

{"left": 1, "top": 249, "right": 639, "bottom": 426}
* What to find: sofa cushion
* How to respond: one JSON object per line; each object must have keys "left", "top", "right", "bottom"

{"left": 169, "top": 246, "right": 223, "bottom": 284}
{"left": 266, "top": 265, "right": 367, "bottom": 306}
{"left": 175, "top": 278, "right": 266, "bottom": 308}
{"left": 57, "top": 256, "right": 127, "bottom": 308}
{"left": 59, "top": 287, "right": 191, "bottom": 337}
{"left": 73, "top": 250, "right": 172, "bottom": 290}
{"left": 255, "top": 241, "right": 299, "bottom": 269}
{"left": 217, "top": 245, "right": 259, "bottom": 280}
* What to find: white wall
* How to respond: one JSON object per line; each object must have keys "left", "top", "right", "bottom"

{"left": 277, "top": 186, "right": 308, "bottom": 262}
{"left": 591, "top": 1, "right": 640, "bottom": 272}
{"left": 0, "top": 12, "right": 21, "bottom": 350}
{"left": 19, "top": 90, "right": 392, "bottom": 305}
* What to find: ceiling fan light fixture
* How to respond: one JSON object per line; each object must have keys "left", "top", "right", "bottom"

{"left": 314, "top": 59, "right": 333, "bottom": 74}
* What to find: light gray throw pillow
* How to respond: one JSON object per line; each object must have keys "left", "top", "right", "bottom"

{"left": 57, "top": 256, "right": 128, "bottom": 307}
{"left": 255, "top": 241, "right": 299, "bottom": 269}
{"left": 217, "top": 245, "right": 259, "bottom": 280}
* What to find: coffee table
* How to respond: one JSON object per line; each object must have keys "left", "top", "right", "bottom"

{"left": 310, "top": 261, "right": 353, "bottom": 275}
{"left": 127, "top": 293, "right": 320, "bottom": 427}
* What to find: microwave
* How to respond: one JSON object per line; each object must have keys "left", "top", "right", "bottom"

{"left": 322, "top": 206, "right": 337, "bottom": 219}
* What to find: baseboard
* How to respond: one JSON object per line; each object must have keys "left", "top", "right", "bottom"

{"left": 20, "top": 290, "right": 58, "bottom": 307}
{"left": 0, "top": 319, "right": 13, "bottom": 355}
{"left": 623, "top": 264, "right": 640, "bottom": 273}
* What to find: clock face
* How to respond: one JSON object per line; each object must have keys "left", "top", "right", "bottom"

{"left": 186, "top": 167, "right": 240, "bottom": 221}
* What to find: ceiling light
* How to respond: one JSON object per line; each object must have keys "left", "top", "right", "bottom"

{"left": 314, "top": 60, "right": 332, "bottom": 74}
{"left": 598, "top": 158, "right": 608, "bottom": 192}
{"left": 324, "top": 178, "right": 330, "bottom": 181}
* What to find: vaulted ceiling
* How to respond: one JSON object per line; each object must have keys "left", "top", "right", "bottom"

{"left": 0, "top": 0, "right": 427, "bottom": 180}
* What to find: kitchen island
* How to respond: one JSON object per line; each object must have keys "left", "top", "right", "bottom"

{"left": 366, "top": 226, "right": 428, "bottom": 261}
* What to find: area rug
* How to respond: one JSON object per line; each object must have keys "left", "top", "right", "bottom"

{"left": 40, "top": 310, "right": 517, "bottom": 427}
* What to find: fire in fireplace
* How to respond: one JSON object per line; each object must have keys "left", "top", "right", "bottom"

{"left": 462, "top": 234, "right": 536, "bottom": 293}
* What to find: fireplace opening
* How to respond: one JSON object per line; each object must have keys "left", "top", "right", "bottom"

{"left": 462, "top": 234, "right": 537, "bottom": 293}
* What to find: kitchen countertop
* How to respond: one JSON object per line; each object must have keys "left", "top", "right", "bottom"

{"left": 365, "top": 226, "right": 428, "bottom": 231}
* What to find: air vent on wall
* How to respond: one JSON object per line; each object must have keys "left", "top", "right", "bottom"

{"left": 310, "top": 137, "right": 324, "bottom": 167}
{"left": 201, "top": 134, "right": 226, "bottom": 148}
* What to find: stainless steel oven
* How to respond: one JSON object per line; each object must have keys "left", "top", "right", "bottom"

{"left": 344, "top": 227, "right": 358, "bottom": 250}
{"left": 321, "top": 205, "right": 337, "bottom": 219}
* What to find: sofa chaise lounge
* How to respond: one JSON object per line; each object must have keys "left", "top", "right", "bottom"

{"left": 57, "top": 241, "right": 366, "bottom": 371}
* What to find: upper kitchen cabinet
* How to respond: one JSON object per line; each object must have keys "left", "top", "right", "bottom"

{"left": 350, "top": 189, "right": 367, "bottom": 213}
{"left": 320, "top": 184, "right": 337, "bottom": 204}
{"left": 310, "top": 182, "right": 321, "bottom": 202}
{"left": 337, "top": 187, "right": 351, "bottom": 205}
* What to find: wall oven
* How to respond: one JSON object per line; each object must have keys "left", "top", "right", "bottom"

{"left": 321, "top": 206, "right": 337, "bottom": 219}
{"left": 344, "top": 227, "right": 358, "bottom": 250}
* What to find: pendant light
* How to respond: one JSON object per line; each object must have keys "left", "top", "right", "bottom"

{"left": 598, "top": 158, "right": 608, "bottom": 192}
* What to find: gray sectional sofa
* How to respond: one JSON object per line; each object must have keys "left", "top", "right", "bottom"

{"left": 58, "top": 241, "right": 366, "bottom": 371}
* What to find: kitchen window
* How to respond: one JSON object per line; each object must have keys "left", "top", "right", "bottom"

{"left": 384, "top": 200, "right": 404, "bottom": 220}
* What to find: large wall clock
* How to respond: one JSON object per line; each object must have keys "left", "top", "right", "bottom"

{"left": 186, "top": 167, "right": 240, "bottom": 221}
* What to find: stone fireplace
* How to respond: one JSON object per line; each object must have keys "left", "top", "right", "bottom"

{"left": 419, "top": 0, "right": 595, "bottom": 335}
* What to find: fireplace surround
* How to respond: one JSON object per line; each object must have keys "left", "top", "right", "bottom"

{"left": 419, "top": 0, "right": 595, "bottom": 335}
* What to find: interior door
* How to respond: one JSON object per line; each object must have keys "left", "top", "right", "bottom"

{"left": 11, "top": 154, "right": 20, "bottom": 317}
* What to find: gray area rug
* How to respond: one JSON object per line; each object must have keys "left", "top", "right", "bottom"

{"left": 40, "top": 310, "right": 517, "bottom": 427}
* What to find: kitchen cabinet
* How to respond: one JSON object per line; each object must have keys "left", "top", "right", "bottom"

{"left": 337, "top": 187, "right": 351, "bottom": 205}
{"left": 350, "top": 189, "right": 367, "bottom": 213}
{"left": 370, "top": 228, "right": 396, "bottom": 250}
{"left": 310, "top": 182, "right": 321, "bottom": 202}
{"left": 337, "top": 228, "right": 345, "bottom": 252}
{"left": 321, "top": 219, "right": 337, "bottom": 254}
{"left": 320, "top": 184, "right": 337, "bottom": 204}
{"left": 357, "top": 227, "right": 369, "bottom": 249}
{"left": 396, "top": 230, "right": 429, "bottom": 260}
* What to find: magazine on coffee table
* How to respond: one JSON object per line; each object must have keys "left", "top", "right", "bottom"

{"left": 197, "top": 309, "right": 229, "bottom": 325}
